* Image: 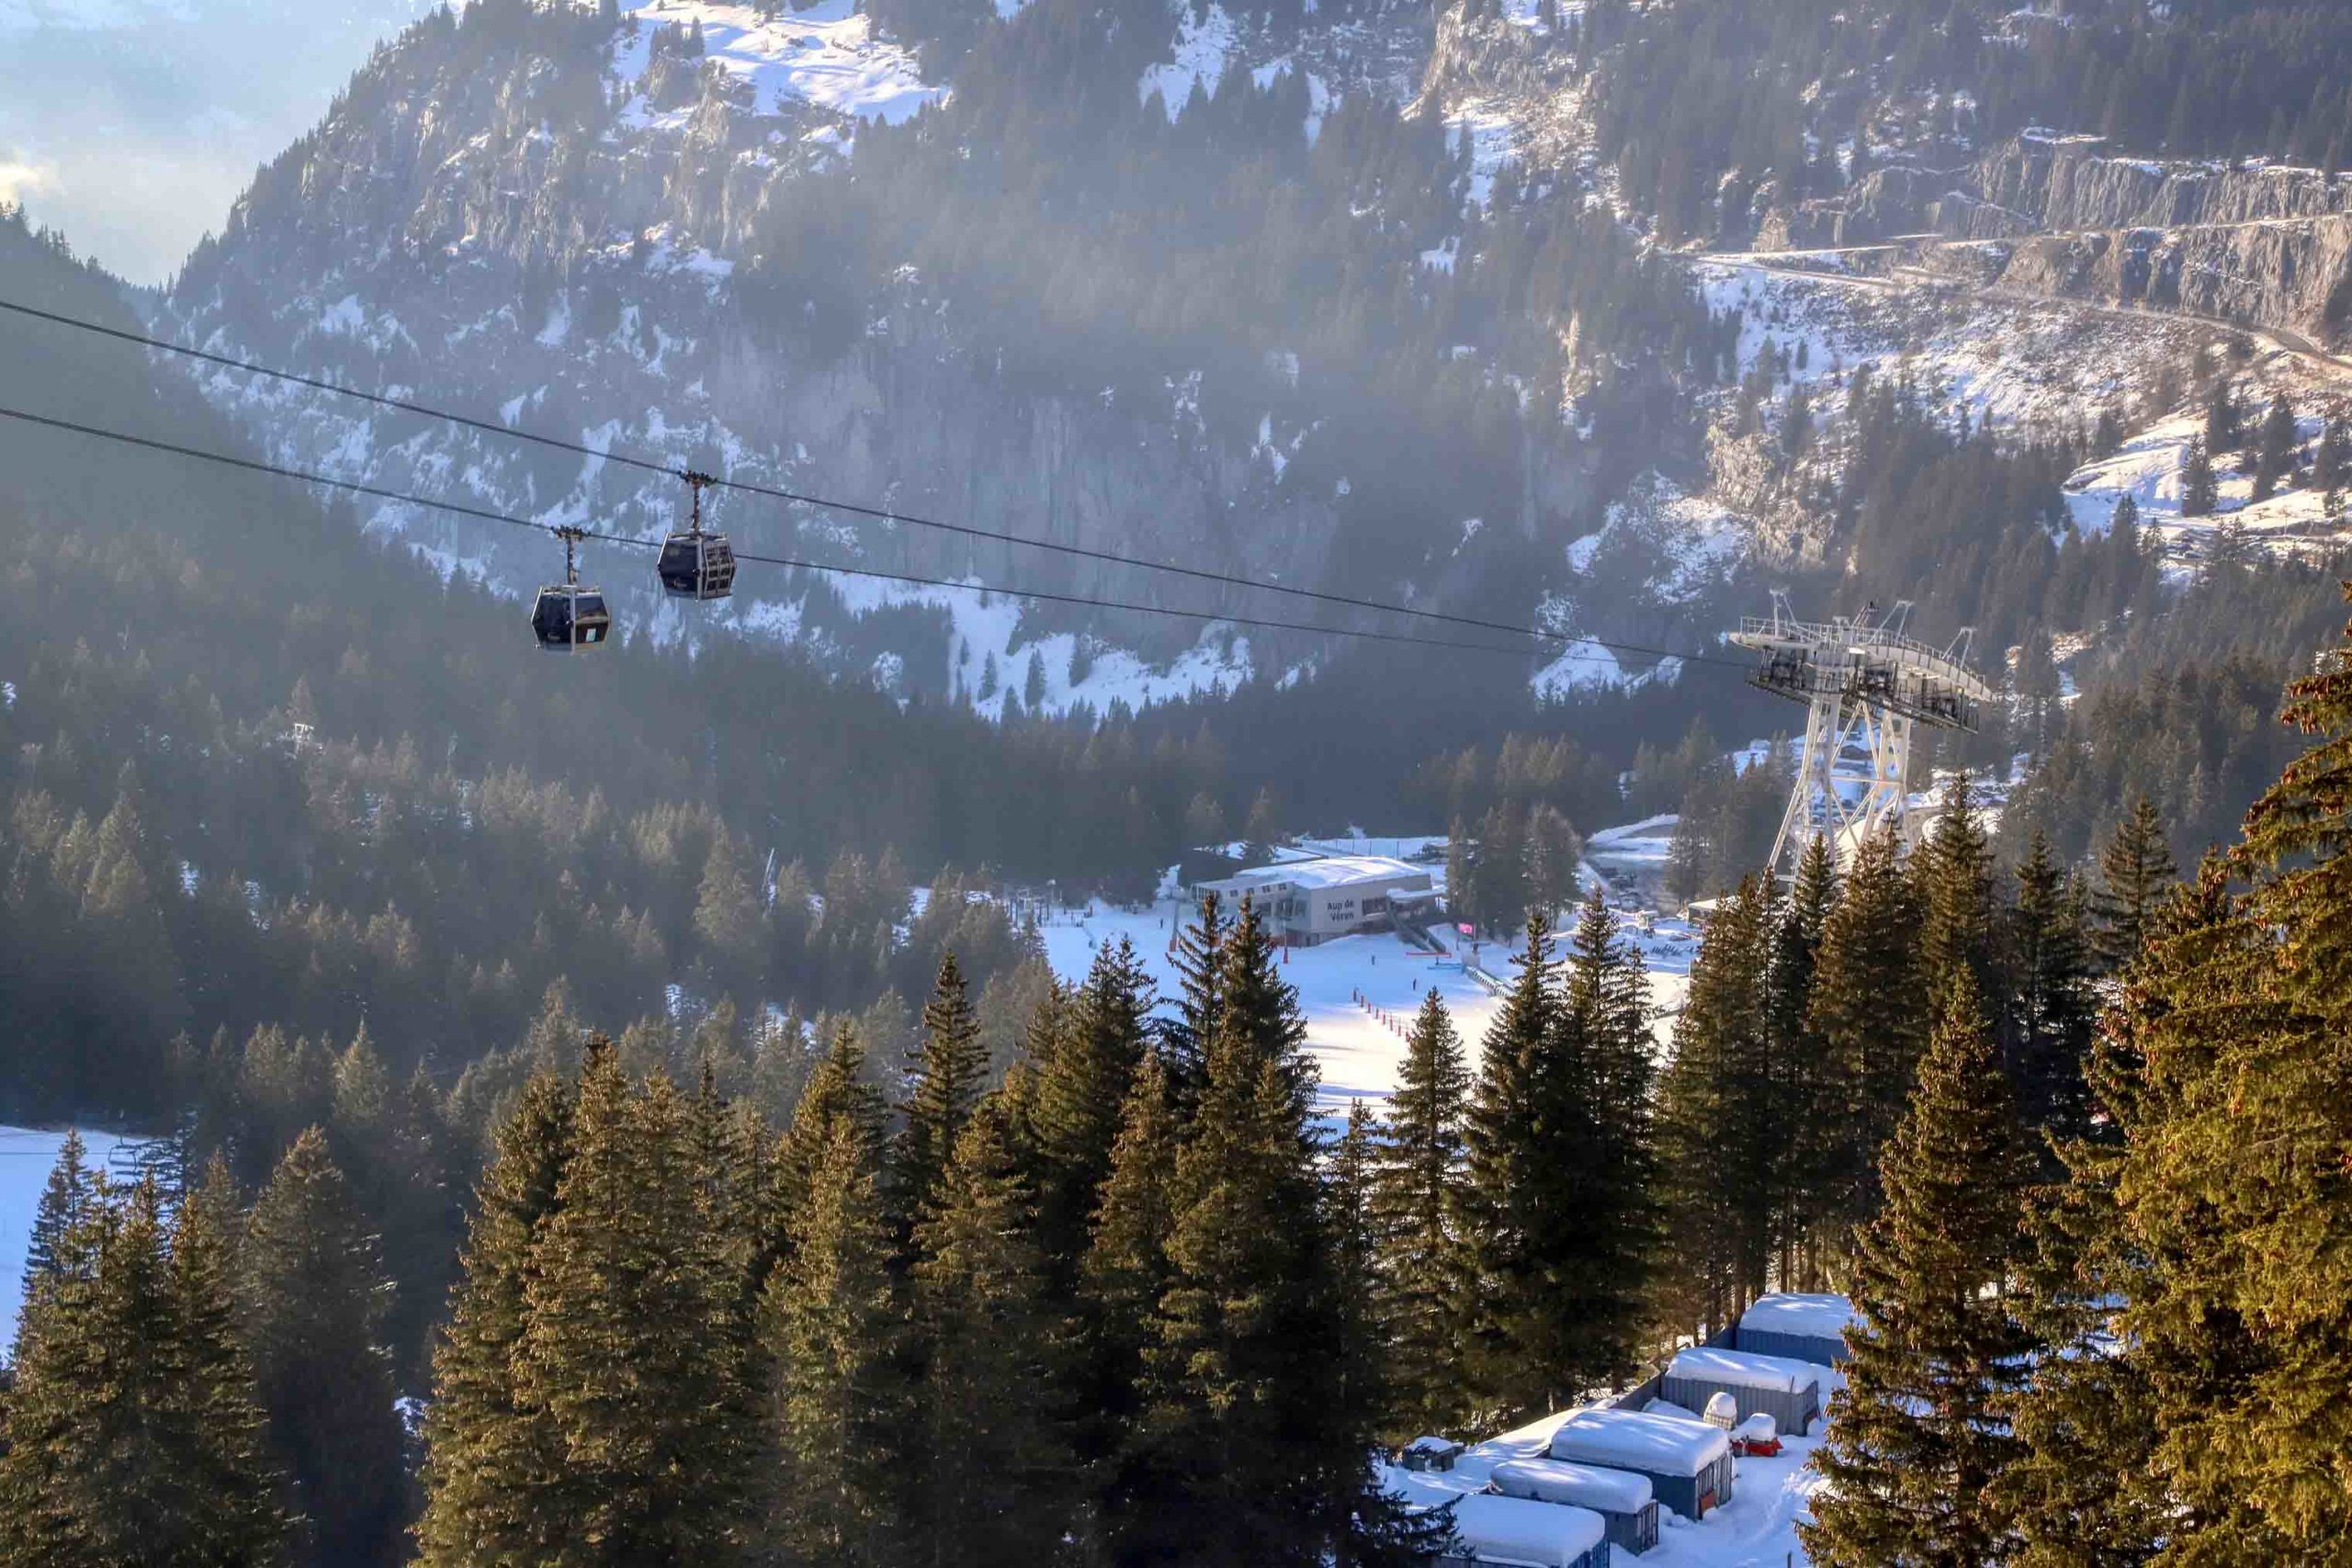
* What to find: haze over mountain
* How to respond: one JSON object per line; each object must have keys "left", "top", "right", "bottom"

{"left": 0, "top": 0, "right": 435, "bottom": 281}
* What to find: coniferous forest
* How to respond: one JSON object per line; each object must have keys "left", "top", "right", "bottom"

{"left": 17, "top": 0, "right": 2352, "bottom": 1560}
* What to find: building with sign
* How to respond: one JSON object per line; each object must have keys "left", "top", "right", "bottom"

{"left": 1193, "top": 855, "right": 1438, "bottom": 945}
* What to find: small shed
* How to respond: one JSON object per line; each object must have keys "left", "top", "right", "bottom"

{"left": 1438, "top": 1494, "right": 1611, "bottom": 1568}
{"left": 1487, "top": 1457, "right": 1660, "bottom": 1555}
{"left": 1736, "top": 1292, "right": 1858, "bottom": 1366}
{"left": 1663, "top": 1346, "right": 1825, "bottom": 1438}
{"left": 1544, "top": 1409, "right": 1735, "bottom": 1521}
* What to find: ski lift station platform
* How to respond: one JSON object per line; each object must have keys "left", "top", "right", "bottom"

{"left": 1193, "top": 855, "right": 1438, "bottom": 946}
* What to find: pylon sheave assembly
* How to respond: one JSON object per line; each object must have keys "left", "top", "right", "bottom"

{"left": 1730, "top": 594, "right": 1990, "bottom": 875}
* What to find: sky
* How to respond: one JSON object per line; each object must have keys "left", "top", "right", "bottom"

{"left": 0, "top": 0, "right": 436, "bottom": 284}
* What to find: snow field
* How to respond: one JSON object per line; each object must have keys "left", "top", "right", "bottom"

{"left": 614, "top": 0, "right": 940, "bottom": 128}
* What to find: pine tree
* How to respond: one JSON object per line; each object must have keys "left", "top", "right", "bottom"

{"left": 2091, "top": 795, "right": 2178, "bottom": 972}
{"left": 1141, "top": 893, "right": 1334, "bottom": 1562}
{"left": 2180, "top": 434, "right": 2219, "bottom": 517}
{"left": 2136, "top": 602, "right": 2352, "bottom": 1551}
{"left": 1803, "top": 972, "right": 2032, "bottom": 1568}
{"left": 907, "top": 1097, "right": 1072, "bottom": 1563}
{"left": 1160, "top": 889, "right": 1227, "bottom": 1106}
{"left": 514, "top": 1052, "right": 754, "bottom": 1562}
{"left": 2005, "top": 831, "right": 2097, "bottom": 1155}
{"left": 1370, "top": 989, "right": 1471, "bottom": 1440}
{"left": 2000, "top": 873, "right": 2232, "bottom": 1566}
{"left": 15, "top": 1128, "right": 96, "bottom": 1359}
{"left": 1457, "top": 913, "right": 1560, "bottom": 1420}
{"left": 1770, "top": 834, "right": 1840, "bottom": 1285}
{"left": 2252, "top": 394, "right": 2299, "bottom": 502}
{"left": 0, "top": 1176, "right": 286, "bottom": 1567}
{"left": 1916, "top": 772, "right": 1999, "bottom": 1003}
{"left": 1809, "top": 827, "right": 1928, "bottom": 1237}
{"left": 1080, "top": 1050, "right": 1182, "bottom": 1555}
{"left": 2316, "top": 412, "right": 2351, "bottom": 519}
{"left": 1549, "top": 884, "right": 1659, "bottom": 1384}
{"left": 896, "top": 952, "right": 989, "bottom": 1235}
{"left": 1022, "top": 935, "right": 1153, "bottom": 1270}
{"left": 1326, "top": 1101, "right": 1388, "bottom": 1450}
{"left": 173, "top": 1159, "right": 289, "bottom": 1564}
{"left": 1657, "top": 874, "right": 1774, "bottom": 1333}
{"left": 416, "top": 1072, "right": 576, "bottom": 1565}
{"left": 240, "top": 1128, "right": 405, "bottom": 1567}
{"left": 769, "top": 1019, "right": 890, "bottom": 1234}
{"left": 761, "top": 1116, "right": 905, "bottom": 1565}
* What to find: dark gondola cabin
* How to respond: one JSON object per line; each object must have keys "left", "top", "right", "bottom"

{"left": 532, "top": 584, "right": 611, "bottom": 650}
{"left": 656, "top": 530, "right": 735, "bottom": 600}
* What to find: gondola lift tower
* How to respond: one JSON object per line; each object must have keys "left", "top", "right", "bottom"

{"left": 1730, "top": 594, "right": 1992, "bottom": 876}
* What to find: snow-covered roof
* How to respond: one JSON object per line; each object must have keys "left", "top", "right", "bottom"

{"left": 1739, "top": 1292, "right": 1860, "bottom": 1342}
{"left": 1669, "top": 1346, "right": 1824, "bottom": 1394}
{"left": 1546, "top": 1409, "right": 1731, "bottom": 1476}
{"left": 1487, "top": 1457, "right": 1654, "bottom": 1514}
{"left": 1201, "top": 854, "right": 1433, "bottom": 893}
{"left": 1447, "top": 1493, "right": 1607, "bottom": 1567}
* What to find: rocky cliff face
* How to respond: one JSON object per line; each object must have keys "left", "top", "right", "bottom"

{"left": 1976, "top": 136, "right": 2352, "bottom": 232}
{"left": 1993, "top": 217, "right": 2352, "bottom": 344}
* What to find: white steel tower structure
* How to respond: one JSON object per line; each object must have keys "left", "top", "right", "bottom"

{"left": 1730, "top": 595, "right": 1991, "bottom": 876}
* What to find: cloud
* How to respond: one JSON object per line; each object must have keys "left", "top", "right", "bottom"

{"left": 0, "top": 157, "right": 51, "bottom": 206}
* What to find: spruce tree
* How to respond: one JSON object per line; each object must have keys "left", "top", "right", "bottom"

{"left": 1457, "top": 913, "right": 1561, "bottom": 1420}
{"left": 1080, "top": 1050, "right": 1182, "bottom": 1556}
{"left": 0, "top": 1177, "right": 285, "bottom": 1567}
{"left": 2180, "top": 435, "right": 2220, "bottom": 517}
{"left": 415, "top": 1072, "right": 575, "bottom": 1564}
{"left": 1916, "top": 772, "right": 1999, "bottom": 1003}
{"left": 514, "top": 1053, "right": 754, "bottom": 1562}
{"left": 1142, "top": 895, "right": 1335, "bottom": 1562}
{"left": 240, "top": 1128, "right": 406, "bottom": 1567}
{"left": 1023, "top": 934, "right": 1153, "bottom": 1270}
{"left": 2091, "top": 795, "right": 2178, "bottom": 972}
{"left": 760, "top": 1117, "right": 905, "bottom": 1565}
{"left": 896, "top": 951, "right": 989, "bottom": 1234}
{"left": 1769, "top": 833, "right": 1840, "bottom": 1285}
{"left": 1370, "top": 989, "right": 1471, "bottom": 1440}
{"left": 1160, "top": 888, "right": 1227, "bottom": 1106}
{"left": 1326, "top": 1101, "right": 1388, "bottom": 1451}
{"left": 1809, "top": 827, "right": 1928, "bottom": 1236}
{"left": 907, "top": 1097, "right": 1072, "bottom": 1563}
{"left": 1804, "top": 972, "right": 2032, "bottom": 1567}
{"left": 769, "top": 1019, "right": 889, "bottom": 1235}
{"left": 14, "top": 1128, "right": 96, "bottom": 1360}
{"left": 2005, "top": 831, "right": 2097, "bottom": 1155}
{"left": 1999, "top": 873, "right": 2231, "bottom": 1566}
{"left": 1549, "top": 883, "right": 1659, "bottom": 1385}
{"left": 1657, "top": 874, "right": 1774, "bottom": 1333}
{"left": 174, "top": 1159, "right": 289, "bottom": 1564}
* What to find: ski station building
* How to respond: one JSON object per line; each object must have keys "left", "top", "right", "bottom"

{"left": 1193, "top": 855, "right": 1437, "bottom": 945}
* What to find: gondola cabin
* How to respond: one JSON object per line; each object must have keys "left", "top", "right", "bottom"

{"left": 532, "top": 584, "right": 612, "bottom": 650}
{"left": 657, "top": 530, "right": 736, "bottom": 600}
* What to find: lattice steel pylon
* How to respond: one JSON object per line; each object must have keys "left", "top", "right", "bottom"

{"left": 1730, "top": 594, "right": 1991, "bottom": 876}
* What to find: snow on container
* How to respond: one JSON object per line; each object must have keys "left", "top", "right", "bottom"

{"left": 1488, "top": 1457, "right": 1659, "bottom": 1555}
{"left": 1439, "top": 1493, "right": 1611, "bottom": 1568}
{"left": 1663, "top": 1346, "right": 1826, "bottom": 1438}
{"left": 1736, "top": 1292, "right": 1859, "bottom": 1365}
{"left": 1402, "top": 1434, "right": 1467, "bottom": 1472}
{"left": 1545, "top": 1408, "right": 1735, "bottom": 1521}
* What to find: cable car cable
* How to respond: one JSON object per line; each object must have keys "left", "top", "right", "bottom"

{"left": 0, "top": 401, "right": 1741, "bottom": 667}
{"left": 1, "top": 295, "right": 1737, "bottom": 668}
